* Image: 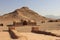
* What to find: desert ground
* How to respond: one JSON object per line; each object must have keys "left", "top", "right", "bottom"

{"left": 0, "top": 22, "right": 60, "bottom": 40}
{"left": 0, "top": 32, "right": 11, "bottom": 40}
{"left": 0, "top": 30, "right": 60, "bottom": 40}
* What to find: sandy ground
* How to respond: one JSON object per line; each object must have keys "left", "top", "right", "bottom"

{"left": 45, "top": 30, "right": 60, "bottom": 35}
{"left": 17, "top": 32, "right": 60, "bottom": 40}
{"left": 12, "top": 30, "right": 60, "bottom": 40}
{"left": 0, "top": 22, "right": 60, "bottom": 40}
{"left": 0, "top": 30, "right": 60, "bottom": 40}
{"left": 0, "top": 32, "right": 11, "bottom": 40}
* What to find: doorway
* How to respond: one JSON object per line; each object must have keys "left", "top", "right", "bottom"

{"left": 23, "top": 21, "right": 27, "bottom": 25}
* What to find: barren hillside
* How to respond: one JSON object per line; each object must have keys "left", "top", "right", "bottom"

{"left": 0, "top": 7, "right": 48, "bottom": 25}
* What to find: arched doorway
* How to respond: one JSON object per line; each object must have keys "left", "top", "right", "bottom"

{"left": 23, "top": 21, "right": 27, "bottom": 25}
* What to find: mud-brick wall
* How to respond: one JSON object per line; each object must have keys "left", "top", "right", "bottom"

{"left": 15, "top": 26, "right": 32, "bottom": 32}
{"left": 0, "top": 27, "right": 8, "bottom": 32}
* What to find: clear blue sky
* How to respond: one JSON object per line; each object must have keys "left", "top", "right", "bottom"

{"left": 0, "top": 0, "right": 60, "bottom": 16}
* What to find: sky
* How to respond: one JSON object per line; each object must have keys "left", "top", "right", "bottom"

{"left": 0, "top": 0, "right": 60, "bottom": 16}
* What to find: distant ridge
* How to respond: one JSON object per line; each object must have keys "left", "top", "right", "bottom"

{"left": 45, "top": 15, "right": 60, "bottom": 19}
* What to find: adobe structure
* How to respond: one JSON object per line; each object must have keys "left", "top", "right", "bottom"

{"left": 7, "top": 19, "right": 36, "bottom": 27}
{"left": 6, "top": 19, "right": 37, "bottom": 32}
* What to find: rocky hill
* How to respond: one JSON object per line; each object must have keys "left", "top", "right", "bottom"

{"left": 0, "top": 7, "right": 48, "bottom": 25}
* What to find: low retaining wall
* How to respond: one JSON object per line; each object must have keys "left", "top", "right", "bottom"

{"left": 8, "top": 29, "right": 19, "bottom": 39}
{"left": 8, "top": 29, "right": 28, "bottom": 40}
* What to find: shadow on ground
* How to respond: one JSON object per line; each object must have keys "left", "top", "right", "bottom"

{"left": 31, "top": 30, "right": 60, "bottom": 37}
